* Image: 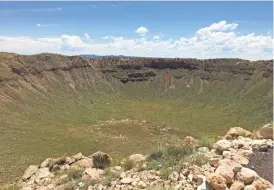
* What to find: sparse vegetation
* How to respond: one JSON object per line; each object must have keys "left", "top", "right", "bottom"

{"left": 199, "top": 136, "right": 215, "bottom": 149}
{"left": 67, "top": 169, "right": 83, "bottom": 180}
{"left": 159, "top": 166, "right": 172, "bottom": 180}
{"left": 185, "top": 153, "right": 209, "bottom": 166}
{"left": 101, "top": 168, "right": 120, "bottom": 186}
{"left": 122, "top": 158, "right": 135, "bottom": 171}
{"left": 147, "top": 146, "right": 195, "bottom": 171}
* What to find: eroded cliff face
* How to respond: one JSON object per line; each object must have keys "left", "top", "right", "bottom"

{"left": 0, "top": 52, "right": 272, "bottom": 108}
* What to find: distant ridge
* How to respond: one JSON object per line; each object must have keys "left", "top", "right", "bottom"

{"left": 80, "top": 54, "right": 147, "bottom": 59}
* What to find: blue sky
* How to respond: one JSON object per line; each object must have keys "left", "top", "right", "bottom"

{"left": 0, "top": 1, "right": 273, "bottom": 60}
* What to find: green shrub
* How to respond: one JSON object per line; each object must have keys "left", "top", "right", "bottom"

{"left": 199, "top": 136, "right": 215, "bottom": 149}
{"left": 122, "top": 159, "right": 135, "bottom": 171}
{"left": 93, "top": 154, "right": 111, "bottom": 169}
{"left": 147, "top": 150, "right": 164, "bottom": 161}
{"left": 166, "top": 146, "right": 194, "bottom": 158}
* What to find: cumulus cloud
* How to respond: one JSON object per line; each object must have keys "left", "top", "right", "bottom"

{"left": 135, "top": 27, "right": 148, "bottom": 36}
{"left": 84, "top": 33, "right": 90, "bottom": 39}
{"left": 153, "top": 35, "right": 160, "bottom": 40}
{"left": 1, "top": 21, "right": 273, "bottom": 60}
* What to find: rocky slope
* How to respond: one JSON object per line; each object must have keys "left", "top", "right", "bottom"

{"left": 16, "top": 124, "right": 273, "bottom": 190}
{"left": 0, "top": 52, "right": 272, "bottom": 106}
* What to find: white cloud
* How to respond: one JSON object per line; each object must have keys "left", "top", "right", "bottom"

{"left": 84, "top": 33, "right": 90, "bottom": 39}
{"left": 153, "top": 35, "right": 160, "bottom": 40}
{"left": 135, "top": 27, "right": 148, "bottom": 36}
{"left": 1, "top": 21, "right": 273, "bottom": 60}
{"left": 36, "top": 24, "right": 41, "bottom": 27}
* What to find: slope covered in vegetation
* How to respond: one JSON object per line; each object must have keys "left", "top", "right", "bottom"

{"left": 0, "top": 53, "right": 272, "bottom": 183}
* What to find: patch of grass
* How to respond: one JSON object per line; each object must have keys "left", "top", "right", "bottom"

{"left": 101, "top": 168, "right": 120, "bottom": 187}
{"left": 199, "top": 136, "right": 215, "bottom": 149}
{"left": 79, "top": 180, "right": 98, "bottom": 190}
{"left": 159, "top": 167, "right": 172, "bottom": 180}
{"left": 110, "top": 155, "right": 123, "bottom": 167}
{"left": 147, "top": 146, "right": 195, "bottom": 171}
{"left": 67, "top": 169, "right": 83, "bottom": 180}
{"left": 122, "top": 158, "right": 135, "bottom": 171}
{"left": 166, "top": 146, "right": 194, "bottom": 158}
{"left": 185, "top": 153, "right": 209, "bottom": 166}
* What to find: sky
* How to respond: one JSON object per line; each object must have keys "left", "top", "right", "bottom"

{"left": 0, "top": 1, "right": 273, "bottom": 60}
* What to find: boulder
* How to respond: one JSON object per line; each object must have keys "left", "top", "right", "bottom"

{"left": 137, "top": 180, "right": 147, "bottom": 189}
{"left": 224, "top": 127, "right": 252, "bottom": 140}
{"left": 215, "top": 165, "right": 234, "bottom": 183}
{"left": 236, "top": 167, "right": 258, "bottom": 185}
{"left": 209, "top": 156, "right": 222, "bottom": 167}
{"left": 83, "top": 168, "right": 103, "bottom": 180}
{"left": 259, "top": 124, "right": 273, "bottom": 139}
{"left": 71, "top": 157, "right": 93, "bottom": 169}
{"left": 206, "top": 173, "right": 227, "bottom": 190}
{"left": 213, "top": 140, "right": 231, "bottom": 153}
{"left": 232, "top": 154, "right": 249, "bottom": 165}
{"left": 129, "top": 154, "right": 146, "bottom": 164}
{"left": 89, "top": 151, "right": 112, "bottom": 169}
{"left": 33, "top": 168, "right": 51, "bottom": 180}
{"left": 218, "top": 159, "right": 241, "bottom": 170}
{"left": 244, "top": 185, "right": 256, "bottom": 190}
{"left": 252, "top": 177, "right": 273, "bottom": 190}
{"left": 183, "top": 136, "right": 199, "bottom": 148}
{"left": 71, "top": 152, "right": 84, "bottom": 161}
{"left": 22, "top": 165, "right": 39, "bottom": 181}
{"left": 258, "top": 144, "right": 268, "bottom": 152}
{"left": 121, "top": 177, "right": 133, "bottom": 184}
{"left": 230, "top": 181, "right": 245, "bottom": 190}
{"left": 40, "top": 158, "right": 53, "bottom": 168}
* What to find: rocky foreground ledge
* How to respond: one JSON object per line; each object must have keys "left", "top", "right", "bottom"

{"left": 18, "top": 124, "right": 273, "bottom": 190}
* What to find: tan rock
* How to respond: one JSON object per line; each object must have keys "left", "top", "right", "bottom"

{"left": 206, "top": 173, "right": 227, "bottom": 190}
{"left": 218, "top": 159, "right": 242, "bottom": 170}
{"left": 71, "top": 157, "right": 93, "bottom": 169}
{"left": 121, "top": 177, "right": 133, "bottom": 184}
{"left": 252, "top": 177, "right": 273, "bottom": 190}
{"left": 71, "top": 152, "right": 84, "bottom": 161}
{"left": 215, "top": 165, "right": 234, "bottom": 183}
{"left": 232, "top": 154, "right": 249, "bottom": 165}
{"left": 213, "top": 140, "right": 231, "bottom": 153}
{"left": 84, "top": 168, "right": 104, "bottom": 180}
{"left": 22, "top": 165, "right": 39, "bottom": 181}
{"left": 129, "top": 154, "right": 146, "bottom": 164}
{"left": 40, "top": 158, "right": 53, "bottom": 168}
{"left": 33, "top": 168, "right": 50, "bottom": 180}
{"left": 236, "top": 167, "right": 258, "bottom": 185}
{"left": 183, "top": 136, "right": 199, "bottom": 148}
{"left": 259, "top": 124, "right": 273, "bottom": 139}
{"left": 224, "top": 127, "right": 252, "bottom": 140}
{"left": 230, "top": 181, "right": 245, "bottom": 190}
{"left": 244, "top": 185, "right": 256, "bottom": 190}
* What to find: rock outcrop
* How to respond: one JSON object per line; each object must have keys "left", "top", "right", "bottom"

{"left": 18, "top": 124, "right": 273, "bottom": 190}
